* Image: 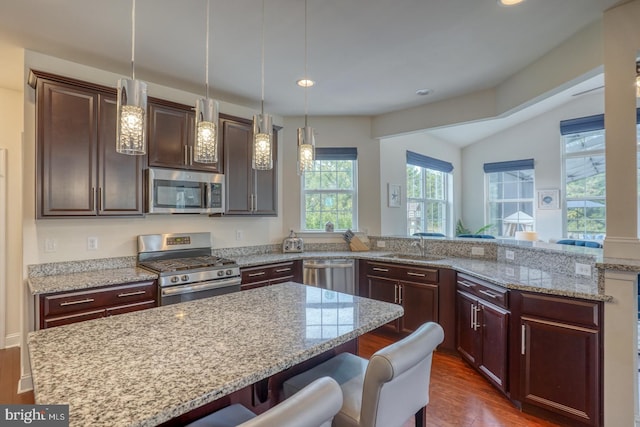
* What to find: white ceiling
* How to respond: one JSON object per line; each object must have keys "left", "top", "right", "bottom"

{"left": 0, "top": 0, "right": 620, "bottom": 124}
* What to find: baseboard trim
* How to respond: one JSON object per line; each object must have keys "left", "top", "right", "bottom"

{"left": 4, "top": 332, "right": 20, "bottom": 348}
{"left": 18, "top": 374, "right": 33, "bottom": 394}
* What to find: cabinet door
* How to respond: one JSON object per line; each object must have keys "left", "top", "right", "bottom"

{"left": 222, "top": 117, "right": 277, "bottom": 216}
{"left": 478, "top": 301, "right": 509, "bottom": 392}
{"left": 521, "top": 317, "right": 599, "bottom": 426}
{"left": 368, "top": 277, "right": 400, "bottom": 332}
{"left": 97, "top": 95, "right": 145, "bottom": 215}
{"left": 147, "top": 102, "right": 189, "bottom": 169}
{"left": 223, "top": 118, "right": 253, "bottom": 215}
{"left": 37, "top": 80, "right": 98, "bottom": 217}
{"left": 400, "top": 281, "right": 438, "bottom": 333}
{"left": 456, "top": 290, "right": 480, "bottom": 365}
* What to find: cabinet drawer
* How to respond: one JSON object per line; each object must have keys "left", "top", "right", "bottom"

{"left": 241, "top": 261, "right": 300, "bottom": 284}
{"left": 106, "top": 300, "right": 157, "bottom": 317}
{"left": 41, "top": 281, "right": 157, "bottom": 318}
{"left": 457, "top": 273, "right": 508, "bottom": 309}
{"left": 520, "top": 292, "right": 601, "bottom": 328}
{"left": 43, "top": 309, "right": 106, "bottom": 329}
{"left": 367, "top": 261, "right": 438, "bottom": 283}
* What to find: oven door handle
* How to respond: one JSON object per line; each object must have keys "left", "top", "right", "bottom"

{"left": 161, "top": 277, "right": 241, "bottom": 297}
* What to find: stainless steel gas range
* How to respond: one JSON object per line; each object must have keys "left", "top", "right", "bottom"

{"left": 137, "top": 232, "right": 241, "bottom": 306}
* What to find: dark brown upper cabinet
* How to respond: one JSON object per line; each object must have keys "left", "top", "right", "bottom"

{"left": 31, "top": 70, "right": 145, "bottom": 218}
{"left": 222, "top": 115, "right": 277, "bottom": 216}
{"left": 147, "top": 98, "right": 222, "bottom": 173}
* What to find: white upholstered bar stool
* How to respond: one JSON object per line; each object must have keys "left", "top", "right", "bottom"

{"left": 283, "top": 322, "right": 444, "bottom": 427}
{"left": 186, "top": 376, "right": 342, "bottom": 427}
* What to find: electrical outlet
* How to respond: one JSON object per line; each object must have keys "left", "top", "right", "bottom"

{"left": 87, "top": 237, "right": 99, "bottom": 250}
{"left": 575, "top": 263, "right": 592, "bottom": 276}
{"left": 44, "top": 238, "right": 57, "bottom": 253}
{"left": 505, "top": 250, "right": 515, "bottom": 260}
{"left": 376, "top": 240, "right": 386, "bottom": 248}
{"left": 236, "top": 230, "right": 244, "bottom": 241}
{"left": 471, "top": 246, "right": 485, "bottom": 256}
{"left": 505, "top": 267, "right": 515, "bottom": 276}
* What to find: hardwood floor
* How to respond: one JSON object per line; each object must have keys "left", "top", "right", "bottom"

{"left": 0, "top": 347, "right": 34, "bottom": 404}
{"left": 2, "top": 337, "right": 559, "bottom": 426}
{"left": 359, "top": 331, "right": 561, "bottom": 427}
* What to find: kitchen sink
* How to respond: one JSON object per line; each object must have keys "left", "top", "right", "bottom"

{"left": 387, "top": 253, "right": 445, "bottom": 261}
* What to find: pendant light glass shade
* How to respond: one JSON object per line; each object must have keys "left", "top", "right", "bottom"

{"left": 116, "top": 78, "right": 147, "bottom": 154}
{"left": 297, "top": 126, "right": 315, "bottom": 175}
{"left": 194, "top": 98, "right": 219, "bottom": 163}
{"left": 252, "top": 113, "right": 273, "bottom": 170}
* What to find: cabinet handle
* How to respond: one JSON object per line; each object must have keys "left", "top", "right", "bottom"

{"left": 398, "top": 285, "right": 403, "bottom": 304}
{"left": 275, "top": 268, "right": 291, "bottom": 273}
{"left": 60, "top": 298, "right": 95, "bottom": 307}
{"left": 183, "top": 146, "right": 189, "bottom": 165}
{"left": 394, "top": 284, "right": 398, "bottom": 303}
{"left": 248, "top": 271, "right": 266, "bottom": 277}
{"left": 189, "top": 146, "right": 194, "bottom": 165}
{"left": 372, "top": 267, "right": 389, "bottom": 272}
{"left": 118, "top": 290, "right": 146, "bottom": 298}
{"left": 407, "top": 272, "right": 425, "bottom": 277}
{"left": 521, "top": 324, "right": 526, "bottom": 355}
{"left": 478, "top": 289, "right": 499, "bottom": 300}
{"left": 470, "top": 304, "right": 475, "bottom": 329}
{"left": 458, "top": 280, "right": 473, "bottom": 288}
{"left": 97, "top": 187, "right": 102, "bottom": 212}
{"left": 90, "top": 187, "right": 95, "bottom": 211}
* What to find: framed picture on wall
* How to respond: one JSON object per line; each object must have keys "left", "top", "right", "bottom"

{"left": 388, "top": 184, "right": 401, "bottom": 208}
{"left": 538, "top": 189, "right": 560, "bottom": 209}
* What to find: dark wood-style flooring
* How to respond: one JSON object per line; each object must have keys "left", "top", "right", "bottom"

{"left": 1, "top": 334, "right": 559, "bottom": 426}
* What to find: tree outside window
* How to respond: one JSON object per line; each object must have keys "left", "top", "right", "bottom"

{"left": 407, "top": 165, "right": 449, "bottom": 235}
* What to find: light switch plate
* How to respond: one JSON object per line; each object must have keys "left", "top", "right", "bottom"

{"left": 575, "top": 263, "right": 592, "bottom": 276}
{"left": 471, "top": 247, "right": 485, "bottom": 256}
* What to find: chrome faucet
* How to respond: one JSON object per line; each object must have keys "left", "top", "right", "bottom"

{"left": 411, "top": 235, "right": 427, "bottom": 257}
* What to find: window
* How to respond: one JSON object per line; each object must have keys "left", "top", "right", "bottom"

{"left": 484, "top": 159, "right": 535, "bottom": 238}
{"left": 406, "top": 151, "right": 453, "bottom": 235}
{"left": 560, "top": 113, "right": 640, "bottom": 241}
{"left": 302, "top": 148, "right": 357, "bottom": 231}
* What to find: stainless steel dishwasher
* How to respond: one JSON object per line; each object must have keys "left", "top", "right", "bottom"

{"left": 303, "top": 259, "right": 355, "bottom": 295}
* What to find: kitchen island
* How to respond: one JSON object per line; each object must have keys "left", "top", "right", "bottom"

{"left": 27, "top": 282, "right": 403, "bottom": 427}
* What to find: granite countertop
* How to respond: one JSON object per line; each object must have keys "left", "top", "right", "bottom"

{"left": 28, "top": 282, "right": 403, "bottom": 427}
{"left": 230, "top": 251, "right": 607, "bottom": 301}
{"left": 28, "top": 267, "right": 158, "bottom": 295}
{"left": 27, "top": 250, "right": 609, "bottom": 301}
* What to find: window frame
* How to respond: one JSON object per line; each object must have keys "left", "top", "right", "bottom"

{"left": 300, "top": 151, "right": 358, "bottom": 232}
{"left": 406, "top": 164, "right": 452, "bottom": 236}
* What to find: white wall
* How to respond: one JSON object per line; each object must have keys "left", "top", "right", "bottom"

{"left": 379, "top": 133, "right": 462, "bottom": 236}
{"left": 281, "top": 116, "right": 381, "bottom": 239}
{"left": 0, "top": 87, "right": 23, "bottom": 345}
{"left": 461, "top": 91, "right": 604, "bottom": 242}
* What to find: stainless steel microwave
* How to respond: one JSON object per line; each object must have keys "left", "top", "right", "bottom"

{"left": 146, "top": 168, "right": 225, "bottom": 214}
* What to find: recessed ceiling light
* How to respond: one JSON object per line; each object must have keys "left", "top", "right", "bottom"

{"left": 498, "top": 0, "right": 525, "bottom": 5}
{"left": 416, "top": 89, "right": 432, "bottom": 96}
{"left": 297, "top": 79, "right": 315, "bottom": 88}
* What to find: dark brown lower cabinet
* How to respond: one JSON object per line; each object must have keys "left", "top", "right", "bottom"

{"left": 511, "top": 291, "right": 602, "bottom": 426}
{"left": 38, "top": 280, "right": 157, "bottom": 329}
{"left": 456, "top": 286, "right": 509, "bottom": 393}
{"left": 240, "top": 261, "right": 303, "bottom": 291}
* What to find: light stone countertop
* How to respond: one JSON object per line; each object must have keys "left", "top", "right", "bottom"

{"left": 28, "top": 267, "right": 158, "bottom": 295}
{"left": 27, "top": 250, "right": 609, "bottom": 301}
{"left": 28, "top": 282, "right": 404, "bottom": 427}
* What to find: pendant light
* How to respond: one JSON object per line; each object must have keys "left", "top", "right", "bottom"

{"left": 636, "top": 61, "right": 640, "bottom": 98}
{"left": 116, "top": 0, "right": 147, "bottom": 155}
{"left": 297, "top": 0, "right": 315, "bottom": 175}
{"left": 252, "top": 0, "right": 273, "bottom": 170}
{"left": 194, "top": 0, "right": 220, "bottom": 163}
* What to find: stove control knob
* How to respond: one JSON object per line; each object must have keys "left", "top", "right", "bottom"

{"left": 181, "top": 275, "right": 189, "bottom": 282}
{"left": 171, "top": 276, "right": 180, "bottom": 283}
{"left": 226, "top": 269, "right": 233, "bottom": 276}
{"left": 217, "top": 270, "right": 224, "bottom": 277}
